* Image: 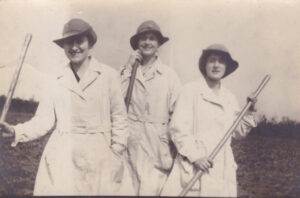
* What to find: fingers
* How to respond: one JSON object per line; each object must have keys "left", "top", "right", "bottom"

{"left": 194, "top": 158, "right": 213, "bottom": 172}
{"left": 247, "top": 93, "right": 258, "bottom": 112}
{"left": 0, "top": 122, "right": 8, "bottom": 132}
{"left": 0, "top": 122, "right": 15, "bottom": 138}
{"left": 208, "top": 160, "right": 214, "bottom": 168}
{"left": 2, "top": 131, "right": 15, "bottom": 139}
{"left": 133, "top": 50, "right": 143, "bottom": 63}
{"left": 247, "top": 93, "right": 257, "bottom": 104}
{"left": 127, "top": 50, "right": 143, "bottom": 67}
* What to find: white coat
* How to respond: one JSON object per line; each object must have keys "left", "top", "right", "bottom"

{"left": 161, "top": 78, "right": 256, "bottom": 197}
{"left": 13, "top": 58, "right": 134, "bottom": 195}
{"left": 120, "top": 58, "right": 181, "bottom": 195}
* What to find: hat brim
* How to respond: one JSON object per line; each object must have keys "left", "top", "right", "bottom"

{"left": 130, "top": 30, "right": 169, "bottom": 50}
{"left": 53, "top": 28, "right": 97, "bottom": 48}
{"left": 201, "top": 49, "right": 239, "bottom": 78}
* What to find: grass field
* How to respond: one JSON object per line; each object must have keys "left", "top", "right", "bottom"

{"left": 0, "top": 110, "right": 299, "bottom": 197}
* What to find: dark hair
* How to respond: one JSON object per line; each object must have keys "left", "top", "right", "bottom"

{"left": 198, "top": 50, "right": 231, "bottom": 77}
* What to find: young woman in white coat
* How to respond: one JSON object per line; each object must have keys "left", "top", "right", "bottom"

{"left": 0, "top": 18, "right": 133, "bottom": 195}
{"left": 120, "top": 20, "right": 181, "bottom": 195}
{"left": 161, "top": 44, "right": 257, "bottom": 196}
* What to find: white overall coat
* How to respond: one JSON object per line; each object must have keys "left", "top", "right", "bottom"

{"left": 13, "top": 58, "right": 134, "bottom": 195}
{"left": 161, "top": 79, "right": 256, "bottom": 196}
{"left": 120, "top": 58, "right": 181, "bottom": 195}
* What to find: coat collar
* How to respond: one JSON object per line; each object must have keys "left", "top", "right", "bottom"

{"left": 198, "top": 77, "right": 231, "bottom": 109}
{"left": 136, "top": 57, "right": 165, "bottom": 82}
{"left": 57, "top": 57, "right": 102, "bottom": 100}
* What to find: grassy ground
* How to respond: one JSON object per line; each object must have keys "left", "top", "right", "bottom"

{"left": 0, "top": 111, "right": 299, "bottom": 197}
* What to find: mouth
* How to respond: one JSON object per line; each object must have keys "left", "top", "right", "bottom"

{"left": 141, "top": 45, "right": 153, "bottom": 50}
{"left": 69, "top": 50, "right": 82, "bottom": 56}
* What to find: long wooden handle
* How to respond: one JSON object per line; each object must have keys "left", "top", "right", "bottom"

{"left": 0, "top": 34, "right": 32, "bottom": 123}
{"left": 124, "top": 61, "right": 139, "bottom": 111}
{"left": 179, "top": 74, "right": 271, "bottom": 196}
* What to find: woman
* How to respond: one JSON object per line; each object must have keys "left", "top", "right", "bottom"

{"left": 0, "top": 18, "right": 133, "bottom": 195}
{"left": 120, "top": 20, "right": 181, "bottom": 195}
{"left": 161, "top": 44, "right": 257, "bottom": 196}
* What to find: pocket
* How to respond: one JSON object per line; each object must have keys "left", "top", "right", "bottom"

{"left": 110, "top": 149, "right": 125, "bottom": 184}
{"left": 177, "top": 155, "right": 200, "bottom": 191}
{"left": 156, "top": 136, "right": 175, "bottom": 171}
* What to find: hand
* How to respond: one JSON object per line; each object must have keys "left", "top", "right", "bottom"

{"left": 126, "top": 50, "right": 142, "bottom": 68}
{"left": 193, "top": 157, "right": 213, "bottom": 172}
{"left": 111, "top": 144, "right": 126, "bottom": 157}
{"left": 0, "top": 122, "right": 15, "bottom": 139}
{"left": 247, "top": 93, "right": 258, "bottom": 112}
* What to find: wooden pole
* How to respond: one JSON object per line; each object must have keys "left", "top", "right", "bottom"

{"left": 0, "top": 34, "right": 32, "bottom": 123}
{"left": 124, "top": 61, "right": 139, "bottom": 111}
{"left": 179, "top": 74, "right": 271, "bottom": 196}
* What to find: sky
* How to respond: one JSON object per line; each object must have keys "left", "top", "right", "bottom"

{"left": 0, "top": 0, "right": 299, "bottom": 121}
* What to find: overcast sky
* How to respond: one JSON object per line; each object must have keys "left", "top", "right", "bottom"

{"left": 0, "top": 0, "right": 299, "bottom": 121}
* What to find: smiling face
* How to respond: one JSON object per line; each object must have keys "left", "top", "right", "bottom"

{"left": 137, "top": 32, "right": 160, "bottom": 58}
{"left": 205, "top": 54, "right": 227, "bottom": 82}
{"left": 63, "top": 34, "right": 91, "bottom": 65}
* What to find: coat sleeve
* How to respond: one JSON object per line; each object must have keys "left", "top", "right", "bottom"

{"left": 170, "top": 84, "right": 207, "bottom": 163}
{"left": 12, "top": 82, "right": 56, "bottom": 146}
{"left": 109, "top": 71, "right": 129, "bottom": 149}
{"left": 231, "top": 96, "right": 257, "bottom": 140}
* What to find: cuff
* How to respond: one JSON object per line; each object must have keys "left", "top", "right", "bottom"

{"left": 184, "top": 141, "right": 207, "bottom": 163}
{"left": 11, "top": 125, "right": 23, "bottom": 147}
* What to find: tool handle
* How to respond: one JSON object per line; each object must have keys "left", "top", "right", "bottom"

{"left": 124, "top": 61, "right": 139, "bottom": 111}
{"left": 0, "top": 34, "right": 32, "bottom": 123}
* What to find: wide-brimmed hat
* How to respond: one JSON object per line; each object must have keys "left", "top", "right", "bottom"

{"left": 199, "top": 44, "right": 239, "bottom": 78}
{"left": 53, "top": 18, "right": 97, "bottom": 48}
{"left": 130, "top": 20, "right": 169, "bottom": 50}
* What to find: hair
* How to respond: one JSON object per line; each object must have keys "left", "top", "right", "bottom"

{"left": 198, "top": 50, "right": 230, "bottom": 77}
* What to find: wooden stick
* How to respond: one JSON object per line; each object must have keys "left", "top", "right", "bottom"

{"left": 0, "top": 34, "right": 32, "bottom": 123}
{"left": 124, "top": 61, "right": 139, "bottom": 111}
{"left": 179, "top": 74, "right": 271, "bottom": 196}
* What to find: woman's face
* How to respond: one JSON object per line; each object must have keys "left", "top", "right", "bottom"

{"left": 137, "top": 32, "right": 160, "bottom": 58}
{"left": 63, "top": 35, "right": 91, "bottom": 65}
{"left": 205, "top": 54, "right": 226, "bottom": 81}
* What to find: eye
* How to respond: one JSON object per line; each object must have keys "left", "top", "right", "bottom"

{"left": 218, "top": 57, "right": 226, "bottom": 64}
{"left": 139, "top": 35, "right": 147, "bottom": 41}
{"left": 75, "top": 37, "right": 85, "bottom": 45}
{"left": 149, "top": 35, "right": 158, "bottom": 41}
{"left": 64, "top": 38, "right": 73, "bottom": 46}
{"left": 207, "top": 56, "right": 217, "bottom": 63}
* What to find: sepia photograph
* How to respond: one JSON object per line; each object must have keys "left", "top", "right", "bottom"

{"left": 0, "top": 0, "right": 299, "bottom": 197}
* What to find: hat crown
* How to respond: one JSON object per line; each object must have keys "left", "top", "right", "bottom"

{"left": 206, "top": 44, "right": 230, "bottom": 54}
{"left": 63, "top": 18, "right": 91, "bottom": 36}
{"left": 136, "top": 20, "right": 161, "bottom": 34}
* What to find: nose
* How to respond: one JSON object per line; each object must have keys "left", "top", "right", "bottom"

{"left": 70, "top": 41, "right": 80, "bottom": 50}
{"left": 213, "top": 60, "right": 223, "bottom": 67}
{"left": 144, "top": 37, "right": 152, "bottom": 44}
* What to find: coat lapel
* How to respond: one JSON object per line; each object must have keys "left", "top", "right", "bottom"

{"left": 199, "top": 79, "right": 226, "bottom": 109}
{"left": 135, "top": 58, "right": 164, "bottom": 89}
{"left": 57, "top": 58, "right": 102, "bottom": 99}
{"left": 79, "top": 61, "right": 100, "bottom": 92}
{"left": 57, "top": 64, "right": 86, "bottom": 100}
